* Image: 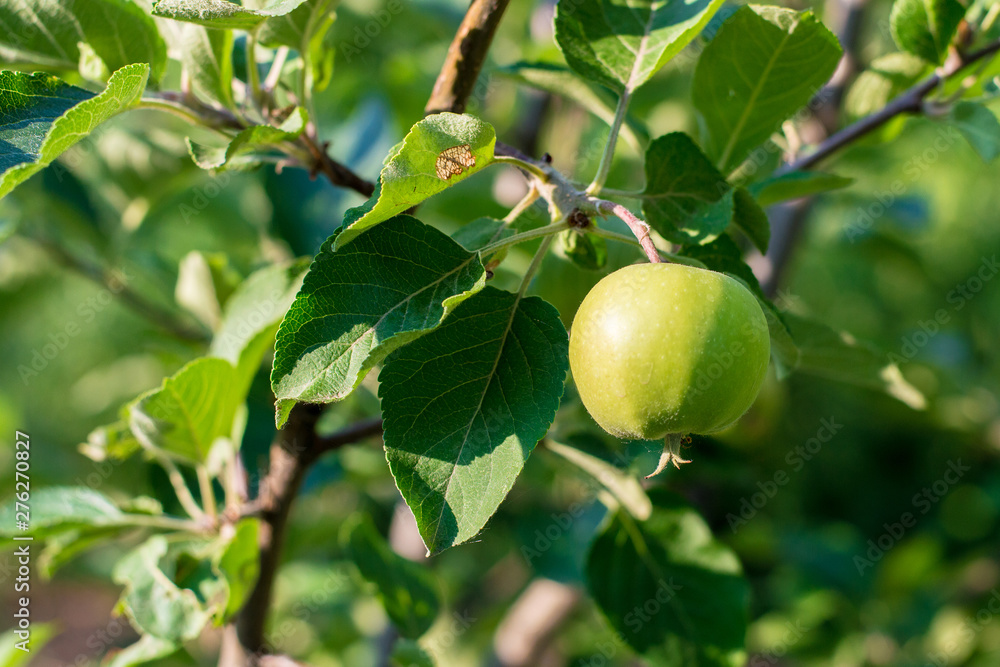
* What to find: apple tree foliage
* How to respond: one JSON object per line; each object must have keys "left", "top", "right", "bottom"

{"left": 1, "top": 0, "right": 998, "bottom": 663}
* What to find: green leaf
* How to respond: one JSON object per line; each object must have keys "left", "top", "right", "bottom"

{"left": 546, "top": 439, "right": 652, "bottom": 520}
{"left": 0, "top": 487, "right": 122, "bottom": 538}
{"left": 0, "top": 64, "right": 149, "bottom": 201}
{"left": 39, "top": 527, "right": 125, "bottom": 576}
{"left": 188, "top": 107, "right": 309, "bottom": 170}
{"left": 335, "top": 113, "right": 497, "bottom": 249}
{"left": 152, "top": 0, "right": 308, "bottom": 29}
{"left": 948, "top": 101, "right": 1000, "bottom": 162}
{"left": 80, "top": 419, "right": 142, "bottom": 461}
{"left": 0, "top": 0, "right": 167, "bottom": 81}
{"left": 271, "top": 216, "right": 487, "bottom": 428}
{"left": 844, "top": 53, "right": 929, "bottom": 123}
{"left": 129, "top": 357, "right": 243, "bottom": 464}
{"left": 642, "top": 132, "right": 730, "bottom": 244}
{"left": 214, "top": 519, "right": 260, "bottom": 622}
{"left": 748, "top": 171, "right": 853, "bottom": 207}
{"left": 341, "top": 515, "right": 441, "bottom": 638}
{"left": 389, "top": 640, "right": 435, "bottom": 667}
{"left": 890, "top": 0, "right": 966, "bottom": 64}
{"left": 112, "top": 536, "right": 211, "bottom": 642}
{"left": 174, "top": 24, "right": 235, "bottom": 108}
{"left": 559, "top": 230, "right": 608, "bottom": 271}
{"left": 0, "top": 624, "right": 55, "bottom": 667}
{"left": 587, "top": 490, "right": 749, "bottom": 666}
{"left": 211, "top": 259, "right": 307, "bottom": 397}
{"left": 105, "top": 635, "right": 179, "bottom": 667}
{"left": 732, "top": 187, "right": 770, "bottom": 253}
{"left": 380, "top": 287, "right": 569, "bottom": 554}
{"left": 784, "top": 312, "right": 926, "bottom": 409}
{"left": 497, "top": 62, "right": 648, "bottom": 151}
{"left": 450, "top": 216, "right": 510, "bottom": 251}
{"left": 258, "top": 0, "right": 338, "bottom": 93}
{"left": 642, "top": 132, "right": 770, "bottom": 250}
{"left": 680, "top": 235, "right": 799, "bottom": 375}
{"left": 554, "top": 0, "right": 727, "bottom": 93}
{"left": 692, "top": 6, "right": 842, "bottom": 174}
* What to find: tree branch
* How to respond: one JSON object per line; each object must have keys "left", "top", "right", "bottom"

{"left": 425, "top": 0, "right": 512, "bottom": 114}
{"left": 234, "top": 408, "right": 384, "bottom": 658}
{"left": 779, "top": 37, "right": 1000, "bottom": 175}
{"left": 300, "top": 135, "right": 377, "bottom": 197}
{"left": 36, "top": 238, "right": 210, "bottom": 342}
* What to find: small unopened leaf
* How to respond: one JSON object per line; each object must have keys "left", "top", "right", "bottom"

{"left": 342, "top": 515, "right": 441, "bottom": 638}
{"left": 380, "top": 287, "right": 569, "bottom": 554}
{"left": 335, "top": 113, "right": 497, "bottom": 249}
{"left": 693, "top": 6, "right": 842, "bottom": 174}
{"left": 0, "top": 64, "right": 149, "bottom": 201}
{"left": 890, "top": 0, "right": 966, "bottom": 64}
{"left": 112, "top": 537, "right": 210, "bottom": 642}
{"left": 554, "top": 0, "right": 727, "bottom": 93}
{"left": 272, "top": 216, "right": 486, "bottom": 427}
{"left": 587, "top": 490, "right": 749, "bottom": 665}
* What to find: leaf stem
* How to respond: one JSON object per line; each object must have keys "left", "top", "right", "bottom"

{"left": 125, "top": 513, "right": 206, "bottom": 534}
{"left": 586, "top": 89, "right": 631, "bottom": 195}
{"left": 246, "top": 33, "right": 263, "bottom": 109}
{"left": 494, "top": 154, "right": 550, "bottom": 181}
{"left": 197, "top": 465, "right": 218, "bottom": 521}
{"left": 157, "top": 455, "right": 208, "bottom": 522}
{"left": 597, "top": 187, "right": 645, "bottom": 199}
{"left": 588, "top": 226, "right": 707, "bottom": 268}
{"left": 596, "top": 200, "right": 661, "bottom": 264}
{"left": 263, "top": 46, "right": 290, "bottom": 94}
{"left": 479, "top": 221, "right": 570, "bottom": 257}
{"left": 503, "top": 184, "right": 541, "bottom": 224}
{"left": 518, "top": 235, "right": 555, "bottom": 299}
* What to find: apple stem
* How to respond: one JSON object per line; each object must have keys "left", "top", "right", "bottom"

{"left": 596, "top": 200, "right": 662, "bottom": 264}
{"left": 646, "top": 433, "right": 691, "bottom": 478}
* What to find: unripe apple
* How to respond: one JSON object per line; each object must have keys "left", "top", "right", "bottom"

{"left": 568, "top": 262, "right": 770, "bottom": 472}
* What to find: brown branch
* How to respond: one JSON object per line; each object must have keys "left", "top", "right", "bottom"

{"left": 425, "top": 0, "right": 512, "bottom": 114}
{"left": 301, "top": 135, "right": 376, "bottom": 197}
{"left": 489, "top": 579, "right": 583, "bottom": 667}
{"left": 234, "top": 408, "right": 384, "bottom": 659}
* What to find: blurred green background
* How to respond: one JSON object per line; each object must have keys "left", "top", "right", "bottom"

{"left": 2, "top": 0, "right": 1000, "bottom": 664}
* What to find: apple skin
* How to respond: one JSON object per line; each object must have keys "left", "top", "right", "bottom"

{"left": 568, "top": 263, "right": 770, "bottom": 441}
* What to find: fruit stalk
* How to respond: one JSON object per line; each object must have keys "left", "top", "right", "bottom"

{"left": 647, "top": 433, "right": 691, "bottom": 478}
{"left": 597, "top": 200, "right": 661, "bottom": 264}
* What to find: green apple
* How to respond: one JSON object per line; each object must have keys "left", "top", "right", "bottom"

{"left": 568, "top": 262, "right": 770, "bottom": 474}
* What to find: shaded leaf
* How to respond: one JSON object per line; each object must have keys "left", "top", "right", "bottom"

{"left": 748, "top": 171, "right": 853, "bottom": 207}
{"left": 0, "top": 0, "right": 167, "bottom": 81}
{"left": 152, "top": 0, "right": 308, "bottom": 29}
{"left": 890, "top": 0, "right": 966, "bottom": 64}
{"left": 0, "top": 64, "right": 149, "bottom": 201}
{"left": 258, "top": 0, "right": 338, "bottom": 93}
{"left": 389, "top": 640, "right": 435, "bottom": 667}
{"left": 587, "top": 490, "right": 749, "bottom": 666}
{"left": 948, "top": 101, "right": 1000, "bottom": 162}
{"left": 554, "top": 0, "right": 727, "bottom": 93}
{"left": 559, "top": 230, "right": 608, "bottom": 271}
{"left": 380, "top": 287, "right": 569, "bottom": 554}
{"left": 732, "top": 187, "right": 770, "bottom": 253}
{"left": 450, "top": 216, "right": 509, "bottom": 251}
{"left": 335, "top": 113, "right": 496, "bottom": 249}
{"left": 172, "top": 24, "right": 235, "bottom": 108}
{"left": 214, "top": 519, "right": 260, "bottom": 622}
{"left": 784, "top": 312, "right": 926, "bottom": 409}
{"left": 692, "top": 6, "right": 842, "bottom": 174}
{"left": 0, "top": 487, "right": 122, "bottom": 538}
{"left": 497, "top": 62, "right": 648, "bottom": 150}
{"left": 272, "top": 216, "right": 487, "bottom": 427}
{"left": 342, "top": 515, "right": 441, "bottom": 638}
{"left": 844, "top": 53, "right": 929, "bottom": 123}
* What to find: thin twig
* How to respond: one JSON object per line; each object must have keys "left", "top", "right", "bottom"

{"left": 424, "top": 0, "right": 513, "bottom": 114}
{"left": 779, "top": 37, "right": 1000, "bottom": 175}
{"left": 300, "top": 134, "right": 376, "bottom": 197}
{"left": 36, "top": 238, "right": 209, "bottom": 342}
